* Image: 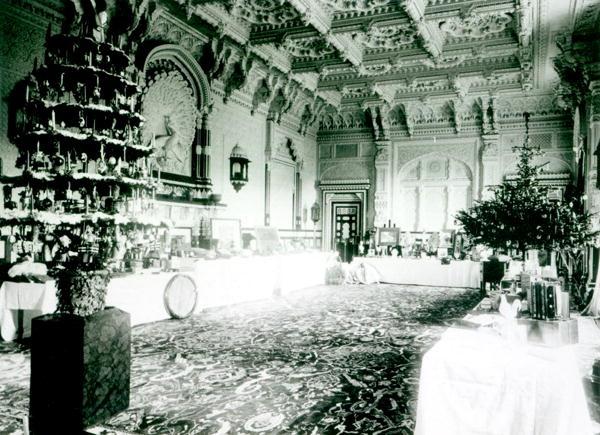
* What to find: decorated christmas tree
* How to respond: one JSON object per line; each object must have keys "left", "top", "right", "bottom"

{"left": 0, "top": 5, "right": 166, "bottom": 316}
{"left": 456, "top": 113, "right": 596, "bottom": 258}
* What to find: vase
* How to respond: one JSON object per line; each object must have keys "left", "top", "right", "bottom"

{"left": 29, "top": 307, "right": 131, "bottom": 434}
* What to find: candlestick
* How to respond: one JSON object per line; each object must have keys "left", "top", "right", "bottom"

{"left": 36, "top": 141, "right": 40, "bottom": 153}
{"left": 25, "top": 84, "right": 29, "bottom": 103}
{"left": 26, "top": 150, "right": 30, "bottom": 170}
{"left": 51, "top": 110, "right": 56, "bottom": 128}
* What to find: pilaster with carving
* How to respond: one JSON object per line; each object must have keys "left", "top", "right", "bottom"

{"left": 374, "top": 139, "right": 392, "bottom": 227}
{"left": 196, "top": 110, "right": 212, "bottom": 192}
{"left": 480, "top": 134, "right": 500, "bottom": 199}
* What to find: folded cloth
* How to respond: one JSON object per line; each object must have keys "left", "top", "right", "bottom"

{"left": 8, "top": 260, "right": 48, "bottom": 278}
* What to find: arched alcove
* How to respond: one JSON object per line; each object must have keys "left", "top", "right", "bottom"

{"left": 395, "top": 154, "right": 473, "bottom": 231}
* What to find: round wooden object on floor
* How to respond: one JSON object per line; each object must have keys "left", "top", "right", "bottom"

{"left": 163, "top": 274, "right": 198, "bottom": 319}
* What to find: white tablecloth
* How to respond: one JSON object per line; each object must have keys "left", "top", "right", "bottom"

{"left": 415, "top": 328, "right": 593, "bottom": 435}
{"left": 0, "top": 281, "right": 58, "bottom": 341}
{"left": 1, "top": 252, "right": 335, "bottom": 341}
{"left": 351, "top": 257, "right": 480, "bottom": 288}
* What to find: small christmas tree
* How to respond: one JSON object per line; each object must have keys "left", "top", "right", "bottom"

{"left": 0, "top": 10, "right": 166, "bottom": 316}
{"left": 456, "top": 113, "right": 596, "bottom": 258}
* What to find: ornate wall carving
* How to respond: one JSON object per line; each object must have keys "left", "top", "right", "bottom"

{"left": 394, "top": 155, "right": 473, "bottom": 231}
{"left": 141, "top": 60, "right": 197, "bottom": 177}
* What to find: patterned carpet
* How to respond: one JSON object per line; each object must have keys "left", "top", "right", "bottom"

{"left": 0, "top": 284, "right": 480, "bottom": 434}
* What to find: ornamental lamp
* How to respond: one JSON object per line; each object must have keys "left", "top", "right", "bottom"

{"left": 311, "top": 201, "right": 321, "bottom": 223}
{"left": 229, "top": 144, "right": 250, "bottom": 192}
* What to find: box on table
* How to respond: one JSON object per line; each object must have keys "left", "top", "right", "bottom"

{"left": 517, "top": 317, "right": 578, "bottom": 346}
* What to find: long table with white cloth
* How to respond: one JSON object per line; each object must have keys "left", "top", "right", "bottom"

{"left": 351, "top": 257, "right": 480, "bottom": 288}
{"left": 415, "top": 327, "right": 593, "bottom": 435}
{"left": 0, "top": 251, "right": 335, "bottom": 341}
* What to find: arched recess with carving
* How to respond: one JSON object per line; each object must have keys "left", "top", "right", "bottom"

{"left": 140, "top": 44, "right": 212, "bottom": 184}
{"left": 394, "top": 153, "right": 473, "bottom": 231}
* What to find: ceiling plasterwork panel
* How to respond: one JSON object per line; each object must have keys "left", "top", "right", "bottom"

{"left": 361, "top": 24, "right": 417, "bottom": 49}
{"left": 234, "top": 0, "right": 300, "bottom": 25}
{"left": 439, "top": 12, "right": 513, "bottom": 39}
{"left": 321, "top": 0, "right": 392, "bottom": 13}
{"left": 284, "top": 36, "right": 336, "bottom": 58}
{"left": 158, "top": 0, "right": 577, "bottom": 129}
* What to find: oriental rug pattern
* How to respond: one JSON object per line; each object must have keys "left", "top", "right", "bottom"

{"left": 0, "top": 284, "right": 479, "bottom": 434}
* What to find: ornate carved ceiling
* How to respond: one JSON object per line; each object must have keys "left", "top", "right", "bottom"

{"left": 156, "top": 0, "right": 573, "bottom": 119}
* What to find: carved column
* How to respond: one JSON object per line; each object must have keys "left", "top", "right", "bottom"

{"left": 196, "top": 112, "right": 212, "bottom": 192}
{"left": 374, "top": 139, "right": 392, "bottom": 227}
{"left": 264, "top": 119, "right": 274, "bottom": 226}
{"left": 586, "top": 81, "right": 600, "bottom": 231}
{"left": 295, "top": 170, "right": 302, "bottom": 230}
{"left": 480, "top": 134, "right": 500, "bottom": 200}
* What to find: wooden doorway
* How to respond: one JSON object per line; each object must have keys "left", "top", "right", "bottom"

{"left": 332, "top": 202, "right": 361, "bottom": 262}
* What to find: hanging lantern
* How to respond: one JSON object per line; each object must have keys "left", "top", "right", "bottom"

{"left": 311, "top": 201, "right": 321, "bottom": 223}
{"left": 229, "top": 144, "right": 250, "bottom": 192}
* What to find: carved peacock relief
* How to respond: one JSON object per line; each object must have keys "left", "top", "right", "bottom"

{"left": 141, "top": 62, "right": 197, "bottom": 177}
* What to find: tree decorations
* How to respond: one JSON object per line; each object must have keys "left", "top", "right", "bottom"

{"left": 1, "top": 24, "right": 168, "bottom": 316}
{"left": 456, "top": 112, "right": 597, "bottom": 257}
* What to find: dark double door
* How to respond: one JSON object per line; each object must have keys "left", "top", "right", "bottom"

{"left": 333, "top": 203, "right": 361, "bottom": 263}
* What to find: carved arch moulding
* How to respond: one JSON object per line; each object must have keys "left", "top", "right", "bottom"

{"left": 143, "top": 44, "right": 212, "bottom": 112}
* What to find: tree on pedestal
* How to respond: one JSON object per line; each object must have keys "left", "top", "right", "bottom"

{"left": 0, "top": 2, "right": 165, "bottom": 432}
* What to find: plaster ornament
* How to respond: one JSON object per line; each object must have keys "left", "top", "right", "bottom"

{"left": 362, "top": 24, "right": 417, "bottom": 50}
